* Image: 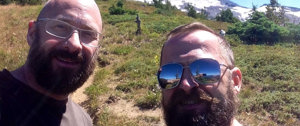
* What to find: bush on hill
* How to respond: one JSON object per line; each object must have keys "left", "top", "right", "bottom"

{"left": 185, "top": 3, "right": 208, "bottom": 19}
{"left": 216, "top": 9, "right": 239, "bottom": 23}
{"left": 228, "top": 11, "right": 289, "bottom": 44}
{"left": 109, "top": 0, "right": 138, "bottom": 15}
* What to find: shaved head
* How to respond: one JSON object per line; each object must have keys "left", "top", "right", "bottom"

{"left": 38, "top": 0, "right": 102, "bottom": 32}
{"left": 26, "top": 0, "right": 103, "bottom": 95}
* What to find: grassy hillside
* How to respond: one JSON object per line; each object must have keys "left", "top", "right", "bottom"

{"left": 0, "top": 1, "right": 299, "bottom": 125}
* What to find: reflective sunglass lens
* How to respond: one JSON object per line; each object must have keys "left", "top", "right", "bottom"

{"left": 158, "top": 63, "right": 183, "bottom": 89}
{"left": 190, "top": 59, "right": 220, "bottom": 84}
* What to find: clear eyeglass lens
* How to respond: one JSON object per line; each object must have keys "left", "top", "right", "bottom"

{"left": 44, "top": 19, "right": 99, "bottom": 47}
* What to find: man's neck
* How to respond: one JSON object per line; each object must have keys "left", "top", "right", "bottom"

{"left": 11, "top": 64, "right": 68, "bottom": 101}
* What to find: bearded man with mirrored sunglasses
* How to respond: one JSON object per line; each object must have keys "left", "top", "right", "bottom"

{"left": 158, "top": 22, "right": 243, "bottom": 126}
{"left": 0, "top": 0, "right": 102, "bottom": 125}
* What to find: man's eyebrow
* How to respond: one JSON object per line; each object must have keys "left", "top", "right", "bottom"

{"left": 58, "top": 17, "right": 98, "bottom": 32}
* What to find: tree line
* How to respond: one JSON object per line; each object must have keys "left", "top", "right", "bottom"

{"left": 227, "top": 0, "right": 299, "bottom": 44}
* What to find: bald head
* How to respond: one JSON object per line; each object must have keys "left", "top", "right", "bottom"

{"left": 37, "top": 0, "right": 102, "bottom": 32}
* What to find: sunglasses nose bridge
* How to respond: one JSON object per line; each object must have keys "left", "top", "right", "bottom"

{"left": 179, "top": 67, "right": 200, "bottom": 93}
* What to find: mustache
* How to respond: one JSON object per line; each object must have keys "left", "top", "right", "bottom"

{"left": 51, "top": 49, "right": 84, "bottom": 63}
{"left": 170, "top": 87, "right": 220, "bottom": 106}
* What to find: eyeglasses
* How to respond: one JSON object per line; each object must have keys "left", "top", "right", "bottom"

{"left": 157, "top": 58, "right": 228, "bottom": 90}
{"left": 37, "top": 18, "right": 102, "bottom": 48}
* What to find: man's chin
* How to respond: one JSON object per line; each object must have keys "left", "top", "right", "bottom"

{"left": 176, "top": 102, "right": 209, "bottom": 115}
{"left": 164, "top": 108, "right": 210, "bottom": 126}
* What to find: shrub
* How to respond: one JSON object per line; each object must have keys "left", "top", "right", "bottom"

{"left": 0, "top": 0, "right": 12, "bottom": 5}
{"left": 216, "top": 9, "right": 239, "bottom": 23}
{"left": 228, "top": 11, "right": 289, "bottom": 44}
{"left": 152, "top": 0, "right": 177, "bottom": 16}
{"left": 109, "top": 5, "right": 126, "bottom": 15}
{"left": 225, "top": 34, "right": 242, "bottom": 47}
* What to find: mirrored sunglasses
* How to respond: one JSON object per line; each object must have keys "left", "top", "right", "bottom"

{"left": 157, "top": 58, "right": 228, "bottom": 90}
{"left": 38, "top": 18, "right": 101, "bottom": 48}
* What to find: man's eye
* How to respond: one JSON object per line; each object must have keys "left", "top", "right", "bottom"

{"left": 81, "top": 31, "right": 97, "bottom": 39}
{"left": 53, "top": 24, "right": 68, "bottom": 31}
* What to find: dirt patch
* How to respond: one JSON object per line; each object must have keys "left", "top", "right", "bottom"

{"left": 71, "top": 74, "right": 94, "bottom": 104}
{"left": 109, "top": 99, "right": 162, "bottom": 118}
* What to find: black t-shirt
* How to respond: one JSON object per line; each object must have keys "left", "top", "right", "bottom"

{"left": 0, "top": 69, "right": 92, "bottom": 126}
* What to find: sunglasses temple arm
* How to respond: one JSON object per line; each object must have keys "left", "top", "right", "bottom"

{"left": 215, "top": 67, "right": 229, "bottom": 89}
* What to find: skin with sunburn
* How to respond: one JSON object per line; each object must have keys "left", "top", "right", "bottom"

{"left": 160, "top": 23, "right": 243, "bottom": 126}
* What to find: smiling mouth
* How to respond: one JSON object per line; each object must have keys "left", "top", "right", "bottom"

{"left": 182, "top": 99, "right": 200, "bottom": 105}
{"left": 178, "top": 99, "right": 209, "bottom": 112}
{"left": 55, "top": 56, "right": 81, "bottom": 68}
{"left": 57, "top": 56, "right": 77, "bottom": 63}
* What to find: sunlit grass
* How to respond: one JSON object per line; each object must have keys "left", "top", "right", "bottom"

{"left": 1, "top": 1, "right": 300, "bottom": 125}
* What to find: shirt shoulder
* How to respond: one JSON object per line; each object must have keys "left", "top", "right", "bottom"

{"left": 60, "top": 98, "right": 93, "bottom": 126}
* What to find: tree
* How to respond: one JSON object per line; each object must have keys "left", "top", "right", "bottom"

{"left": 252, "top": 4, "right": 257, "bottom": 12}
{"left": 216, "top": 9, "right": 239, "bottom": 23}
{"left": 184, "top": 4, "right": 208, "bottom": 19}
{"left": 286, "top": 23, "right": 300, "bottom": 43}
{"left": 116, "top": 0, "right": 124, "bottom": 8}
{"left": 185, "top": 3, "right": 197, "bottom": 18}
{"left": 0, "top": 0, "right": 12, "bottom": 5}
{"left": 265, "top": 0, "right": 287, "bottom": 25}
{"left": 199, "top": 9, "right": 209, "bottom": 19}
{"left": 278, "top": 6, "right": 288, "bottom": 26}
{"left": 228, "top": 11, "right": 289, "bottom": 44}
{"left": 265, "top": 4, "right": 278, "bottom": 24}
{"left": 152, "top": 0, "right": 177, "bottom": 16}
{"left": 153, "top": 0, "right": 163, "bottom": 8}
{"left": 270, "top": 0, "right": 279, "bottom": 7}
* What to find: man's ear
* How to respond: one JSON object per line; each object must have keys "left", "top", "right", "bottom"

{"left": 27, "top": 20, "right": 36, "bottom": 46}
{"left": 231, "top": 67, "right": 242, "bottom": 95}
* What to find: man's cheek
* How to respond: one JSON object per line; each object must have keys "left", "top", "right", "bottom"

{"left": 162, "top": 91, "right": 173, "bottom": 106}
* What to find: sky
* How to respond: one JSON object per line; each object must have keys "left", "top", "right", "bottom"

{"left": 230, "top": 0, "right": 300, "bottom": 8}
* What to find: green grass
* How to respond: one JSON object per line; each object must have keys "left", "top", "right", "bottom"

{"left": 1, "top": 0, "right": 300, "bottom": 125}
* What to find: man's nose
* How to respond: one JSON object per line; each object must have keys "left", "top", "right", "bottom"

{"left": 64, "top": 31, "right": 82, "bottom": 53}
{"left": 179, "top": 69, "right": 199, "bottom": 94}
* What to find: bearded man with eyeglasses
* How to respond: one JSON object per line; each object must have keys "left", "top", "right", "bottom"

{"left": 0, "top": 0, "right": 102, "bottom": 125}
{"left": 157, "top": 22, "right": 243, "bottom": 126}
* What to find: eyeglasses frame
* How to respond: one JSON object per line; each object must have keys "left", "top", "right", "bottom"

{"left": 37, "top": 18, "right": 102, "bottom": 48}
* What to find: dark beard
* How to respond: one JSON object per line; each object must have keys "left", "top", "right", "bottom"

{"left": 162, "top": 84, "right": 237, "bottom": 126}
{"left": 27, "top": 29, "right": 96, "bottom": 95}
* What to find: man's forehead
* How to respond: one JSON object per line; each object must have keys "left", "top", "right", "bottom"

{"left": 162, "top": 30, "right": 221, "bottom": 65}
{"left": 165, "top": 30, "right": 219, "bottom": 52}
{"left": 38, "top": 0, "right": 102, "bottom": 31}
